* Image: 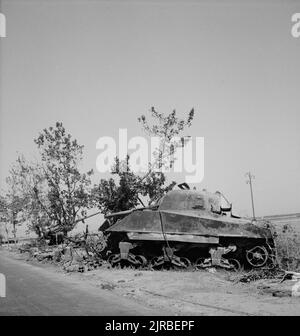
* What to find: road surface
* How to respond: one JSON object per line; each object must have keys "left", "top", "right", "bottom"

{"left": 0, "top": 252, "right": 161, "bottom": 316}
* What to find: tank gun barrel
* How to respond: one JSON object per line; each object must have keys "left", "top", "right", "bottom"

{"left": 105, "top": 205, "right": 158, "bottom": 219}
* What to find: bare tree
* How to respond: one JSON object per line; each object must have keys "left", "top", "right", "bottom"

{"left": 138, "top": 107, "right": 194, "bottom": 178}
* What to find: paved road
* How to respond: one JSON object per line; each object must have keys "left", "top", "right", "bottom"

{"left": 0, "top": 253, "right": 160, "bottom": 316}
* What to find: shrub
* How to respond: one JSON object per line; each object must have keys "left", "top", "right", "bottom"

{"left": 273, "top": 223, "right": 300, "bottom": 271}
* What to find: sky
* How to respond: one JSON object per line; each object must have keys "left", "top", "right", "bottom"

{"left": 0, "top": 0, "right": 300, "bottom": 224}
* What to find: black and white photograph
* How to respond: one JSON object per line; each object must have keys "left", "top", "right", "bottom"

{"left": 0, "top": 0, "right": 300, "bottom": 321}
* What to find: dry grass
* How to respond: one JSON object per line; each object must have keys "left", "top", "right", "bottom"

{"left": 273, "top": 223, "right": 300, "bottom": 272}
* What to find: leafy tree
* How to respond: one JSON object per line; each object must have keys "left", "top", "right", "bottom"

{"left": 4, "top": 171, "right": 27, "bottom": 244}
{"left": 93, "top": 156, "right": 142, "bottom": 216}
{"left": 0, "top": 195, "right": 10, "bottom": 243}
{"left": 92, "top": 156, "right": 175, "bottom": 216}
{"left": 34, "top": 122, "right": 93, "bottom": 235}
{"left": 11, "top": 156, "right": 50, "bottom": 237}
{"left": 93, "top": 108, "right": 194, "bottom": 216}
{"left": 140, "top": 169, "right": 176, "bottom": 205}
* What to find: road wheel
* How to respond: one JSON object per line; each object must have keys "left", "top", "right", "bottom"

{"left": 246, "top": 246, "right": 268, "bottom": 267}
{"left": 194, "top": 257, "right": 210, "bottom": 270}
{"left": 107, "top": 253, "right": 121, "bottom": 267}
{"left": 128, "top": 254, "right": 148, "bottom": 268}
{"left": 227, "top": 258, "right": 242, "bottom": 271}
{"left": 172, "top": 257, "right": 191, "bottom": 270}
{"left": 150, "top": 256, "right": 165, "bottom": 270}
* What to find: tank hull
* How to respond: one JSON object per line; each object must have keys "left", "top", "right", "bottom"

{"left": 101, "top": 190, "right": 276, "bottom": 270}
{"left": 107, "top": 210, "right": 272, "bottom": 240}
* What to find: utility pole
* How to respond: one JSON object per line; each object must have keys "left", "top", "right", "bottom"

{"left": 245, "top": 172, "right": 256, "bottom": 222}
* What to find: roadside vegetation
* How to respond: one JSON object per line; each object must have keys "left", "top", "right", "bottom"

{"left": 0, "top": 108, "right": 194, "bottom": 244}
{"left": 274, "top": 224, "right": 300, "bottom": 272}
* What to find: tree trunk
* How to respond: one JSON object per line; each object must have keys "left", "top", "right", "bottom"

{"left": 4, "top": 223, "right": 9, "bottom": 249}
{"left": 13, "top": 223, "right": 17, "bottom": 247}
{"left": 35, "top": 226, "right": 42, "bottom": 238}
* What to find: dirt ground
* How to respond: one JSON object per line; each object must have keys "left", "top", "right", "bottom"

{"left": 77, "top": 268, "right": 300, "bottom": 316}
{"left": 2, "top": 248, "right": 300, "bottom": 316}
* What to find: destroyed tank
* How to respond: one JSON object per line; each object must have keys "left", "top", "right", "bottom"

{"left": 98, "top": 186, "right": 276, "bottom": 271}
